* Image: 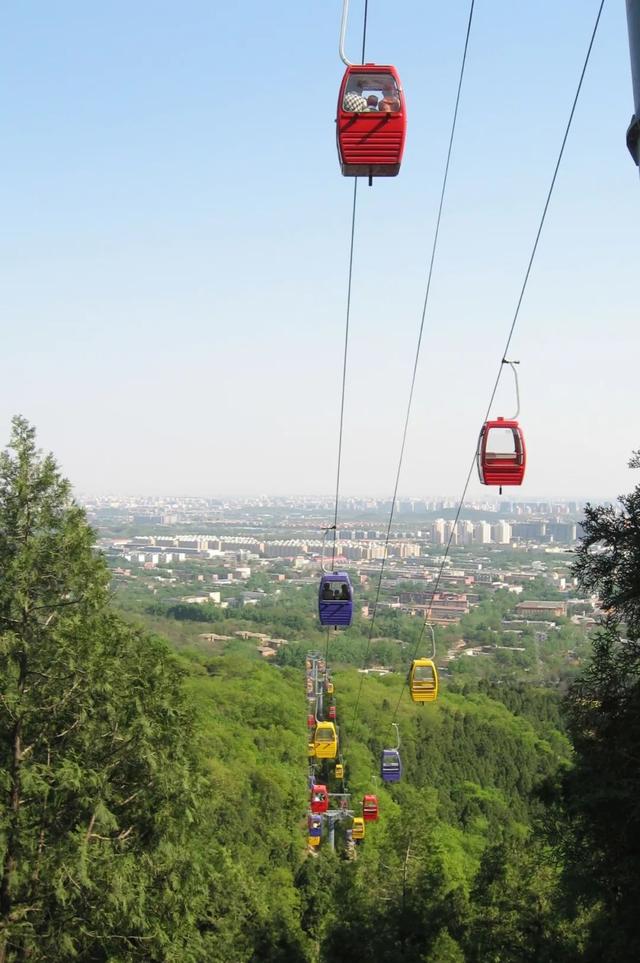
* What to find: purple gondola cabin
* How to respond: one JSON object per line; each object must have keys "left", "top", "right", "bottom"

{"left": 318, "top": 572, "right": 353, "bottom": 628}
{"left": 380, "top": 748, "right": 402, "bottom": 783}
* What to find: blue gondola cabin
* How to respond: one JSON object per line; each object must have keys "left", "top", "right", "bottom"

{"left": 319, "top": 572, "right": 353, "bottom": 627}
{"left": 380, "top": 748, "right": 402, "bottom": 783}
{"left": 308, "top": 814, "right": 322, "bottom": 838}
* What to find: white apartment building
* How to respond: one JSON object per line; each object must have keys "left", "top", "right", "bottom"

{"left": 473, "top": 521, "right": 492, "bottom": 545}
{"left": 491, "top": 520, "right": 512, "bottom": 544}
{"left": 431, "top": 519, "right": 446, "bottom": 545}
{"left": 457, "top": 521, "right": 475, "bottom": 546}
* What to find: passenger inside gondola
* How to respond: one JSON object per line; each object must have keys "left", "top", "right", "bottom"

{"left": 342, "top": 72, "right": 401, "bottom": 112}
{"left": 322, "top": 581, "right": 350, "bottom": 600}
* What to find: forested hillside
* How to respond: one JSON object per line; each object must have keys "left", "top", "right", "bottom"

{"left": 1, "top": 419, "right": 639, "bottom": 961}
{"left": 177, "top": 651, "right": 575, "bottom": 962}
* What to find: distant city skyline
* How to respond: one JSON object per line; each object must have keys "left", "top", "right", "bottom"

{"left": 79, "top": 491, "right": 605, "bottom": 507}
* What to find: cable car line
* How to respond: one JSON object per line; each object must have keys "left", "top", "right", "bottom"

{"left": 330, "top": 1, "right": 370, "bottom": 569}
{"left": 306, "top": 9, "right": 370, "bottom": 847}
{"left": 331, "top": 180, "right": 358, "bottom": 570}
{"left": 360, "top": 1, "right": 369, "bottom": 66}
{"left": 389, "top": 0, "right": 607, "bottom": 726}
{"left": 349, "top": 0, "right": 476, "bottom": 731}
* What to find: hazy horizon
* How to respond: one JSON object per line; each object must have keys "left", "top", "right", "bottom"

{"left": 77, "top": 487, "right": 619, "bottom": 505}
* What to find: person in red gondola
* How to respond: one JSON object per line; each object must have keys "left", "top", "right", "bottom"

{"left": 379, "top": 90, "right": 400, "bottom": 112}
{"left": 365, "top": 95, "right": 379, "bottom": 111}
{"left": 343, "top": 90, "right": 367, "bottom": 112}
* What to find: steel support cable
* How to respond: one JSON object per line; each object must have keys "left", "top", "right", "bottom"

{"left": 349, "top": 0, "right": 476, "bottom": 731}
{"left": 323, "top": 625, "right": 331, "bottom": 675}
{"left": 331, "top": 178, "right": 358, "bottom": 568}
{"left": 324, "top": 2, "right": 370, "bottom": 748}
{"left": 390, "top": 0, "right": 607, "bottom": 725}
{"left": 330, "top": 0, "right": 370, "bottom": 569}
{"left": 361, "top": 0, "right": 369, "bottom": 64}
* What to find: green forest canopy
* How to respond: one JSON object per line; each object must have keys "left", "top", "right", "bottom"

{"left": 1, "top": 418, "right": 639, "bottom": 961}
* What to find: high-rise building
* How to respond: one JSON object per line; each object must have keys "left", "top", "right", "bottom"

{"left": 457, "top": 520, "right": 474, "bottom": 545}
{"left": 431, "top": 519, "right": 446, "bottom": 545}
{"left": 473, "top": 521, "right": 492, "bottom": 545}
{"left": 512, "top": 522, "right": 546, "bottom": 540}
{"left": 444, "top": 520, "right": 458, "bottom": 546}
{"left": 547, "top": 522, "right": 577, "bottom": 543}
{"left": 491, "top": 520, "right": 512, "bottom": 544}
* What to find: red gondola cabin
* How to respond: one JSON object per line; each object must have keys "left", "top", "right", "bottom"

{"left": 362, "top": 794, "right": 379, "bottom": 822}
{"left": 311, "top": 785, "right": 329, "bottom": 815}
{"left": 328, "top": 705, "right": 337, "bottom": 721}
{"left": 477, "top": 418, "right": 526, "bottom": 490}
{"left": 337, "top": 65, "right": 406, "bottom": 179}
{"left": 307, "top": 713, "right": 316, "bottom": 729}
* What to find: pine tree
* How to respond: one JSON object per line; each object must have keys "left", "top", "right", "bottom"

{"left": 563, "top": 452, "right": 640, "bottom": 960}
{"left": 0, "top": 417, "right": 215, "bottom": 961}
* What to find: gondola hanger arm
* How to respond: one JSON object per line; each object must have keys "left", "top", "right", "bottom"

{"left": 502, "top": 359, "right": 521, "bottom": 420}
{"left": 339, "top": 0, "right": 356, "bottom": 66}
{"left": 425, "top": 622, "right": 436, "bottom": 661}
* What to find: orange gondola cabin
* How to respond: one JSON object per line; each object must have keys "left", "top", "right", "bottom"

{"left": 477, "top": 417, "right": 526, "bottom": 490}
{"left": 337, "top": 65, "right": 406, "bottom": 180}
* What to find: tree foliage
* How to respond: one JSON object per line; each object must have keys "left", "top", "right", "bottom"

{"left": 0, "top": 419, "right": 236, "bottom": 960}
{"left": 562, "top": 456, "right": 640, "bottom": 960}
{"left": 4, "top": 417, "right": 638, "bottom": 961}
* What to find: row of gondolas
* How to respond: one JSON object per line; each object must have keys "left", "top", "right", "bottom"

{"left": 310, "top": 38, "right": 527, "bottom": 848}
{"left": 308, "top": 520, "right": 445, "bottom": 846}
{"left": 305, "top": 661, "right": 376, "bottom": 846}
{"left": 305, "top": 571, "right": 441, "bottom": 849}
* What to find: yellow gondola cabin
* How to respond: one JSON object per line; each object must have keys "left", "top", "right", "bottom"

{"left": 313, "top": 722, "right": 338, "bottom": 759}
{"left": 352, "top": 817, "right": 365, "bottom": 840}
{"left": 409, "top": 658, "right": 439, "bottom": 703}
{"left": 335, "top": 763, "right": 344, "bottom": 780}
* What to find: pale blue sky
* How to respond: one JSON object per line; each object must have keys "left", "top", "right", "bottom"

{"left": 1, "top": 1, "right": 637, "bottom": 499}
